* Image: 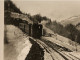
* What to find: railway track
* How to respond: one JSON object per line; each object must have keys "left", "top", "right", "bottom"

{"left": 61, "top": 51, "right": 80, "bottom": 60}
{"left": 30, "top": 37, "right": 80, "bottom": 60}
{"left": 30, "top": 37, "right": 66, "bottom": 60}
{"left": 36, "top": 39, "right": 68, "bottom": 60}
{"left": 41, "top": 38, "right": 80, "bottom": 60}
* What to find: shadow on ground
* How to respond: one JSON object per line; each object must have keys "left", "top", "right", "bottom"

{"left": 25, "top": 38, "right": 44, "bottom": 60}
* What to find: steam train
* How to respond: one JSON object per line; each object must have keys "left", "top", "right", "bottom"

{"left": 5, "top": 11, "right": 43, "bottom": 39}
{"left": 18, "top": 19, "right": 43, "bottom": 39}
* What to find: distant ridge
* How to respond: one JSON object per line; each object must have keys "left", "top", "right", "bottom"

{"left": 60, "top": 15, "right": 80, "bottom": 26}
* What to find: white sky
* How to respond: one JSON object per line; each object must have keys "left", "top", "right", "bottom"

{"left": 11, "top": 0, "right": 80, "bottom": 22}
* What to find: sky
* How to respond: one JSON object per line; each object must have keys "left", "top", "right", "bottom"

{"left": 11, "top": 0, "right": 80, "bottom": 22}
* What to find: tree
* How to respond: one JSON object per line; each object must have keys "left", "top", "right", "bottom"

{"left": 4, "top": 0, "right": 22, "bottom": 13}
{"left": 32, "top": 14, "right": 42, "bottom": 23}
{"left": 42, "top": 16, "right": 50, "bottom": 20}
{"left": 65, "top": 24, "right": 78, "bottom": 41}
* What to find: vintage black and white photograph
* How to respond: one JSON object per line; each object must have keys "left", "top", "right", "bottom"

{"left": 4, "top": 0, "right": 80, "bottom": 60}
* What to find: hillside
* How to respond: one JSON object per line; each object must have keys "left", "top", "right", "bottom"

{"left": 61, "top": 15, "right": 80, "bottom": 26}
{"left": 4, "top": 0, "right": 22, "bottom": 13}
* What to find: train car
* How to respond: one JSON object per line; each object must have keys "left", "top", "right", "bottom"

{"left": 19, "top": 22, "right": 30, "bottom": 35}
